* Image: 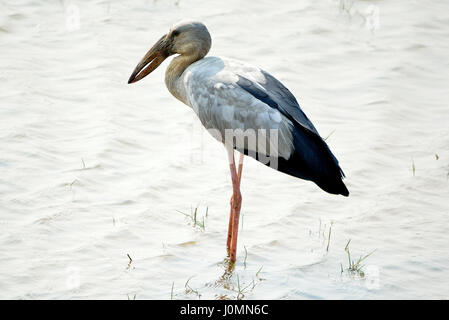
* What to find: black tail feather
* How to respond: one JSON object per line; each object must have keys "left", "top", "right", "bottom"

{"left": 276, "top": 125, "right": 349, "bottom": 196}
{"left": 239, "top": 125, "right": 349, "bottom": 196}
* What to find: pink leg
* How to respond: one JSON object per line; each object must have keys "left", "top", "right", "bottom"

{"left": 226, "top": 152, "right": 244, "bottom": 250}
{"left": 226, "top": 149, "right": 243, "bottom": 262}
{"left": 226, "top": 197, "right": 234, "bottom": 251}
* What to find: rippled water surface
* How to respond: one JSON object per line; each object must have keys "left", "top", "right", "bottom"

{"left": 1, "top": 0, "right": 449, "bottom": 299}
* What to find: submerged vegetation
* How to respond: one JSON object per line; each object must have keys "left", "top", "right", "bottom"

{"left": 235, "top": 274, "right": 256, "bottom": 300}
{"left": 169, "top": 211, "right": 379, "bottom": 299}
{"left": 313, "top": 219, "right": 333, "bottom": 251}
{"left": 326, "top": 222, "right": 333, "bottom": 252}
{"left": 126, "top": 253, "right": 133, "bottom": 270}
{"left": 170, "top": 251, "right": 265, "bottom": 300}
{"left": 185, "top": 276, "right": 202, "bottom": 299}
{"left": 126, "top": 293, "right": 136, "bottom": 300}
{"left": 313, "top": 220, "right": 375, "bottom": 278}
{"left": 324, "top": 129, "right": 336, "bottom": 141}
{"left": 341, "top": 239, "right": 375, "bottom": 277}
{"left": 177, "top": 205, "right": 208, "bottom": 231}
{"left": 224, "top": 265, "right": 264, "bottom": 300}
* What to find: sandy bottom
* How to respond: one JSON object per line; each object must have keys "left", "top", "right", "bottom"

{"left": 1, "top": 0, "right": 449, "bottom": 299}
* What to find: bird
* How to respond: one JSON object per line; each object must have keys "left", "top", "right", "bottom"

{"left": 128, "top": 21, "right": 349, "bottom": 263}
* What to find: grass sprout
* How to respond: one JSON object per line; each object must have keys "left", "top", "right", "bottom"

{"left": 326, "top": 222, "right": 333, "bottom": 252}
{"left": 185, "top": 276, "right": 201, "bottom": 299}
{"left": 256, "top": 266, "right": 264, "bottom": 280}
{"left": 324, "top": 129, "right": 336, "bottom": 141}
{"left": 127, "top": 293, "right": 136, "bottom": 300}
{"left": 235, "top": 275, "right": 258, "bottom": 300}
{"left": 343, "top": 239, "right": 375, "bottom": 277}
{"left": 126, "top": 253, "right": 133, "bottom": 270}
{"left": 177, "top": 205, "right": 208, "bottom": 231}
{"left": 243, "top": 246, "right": 248, "bottom": 269}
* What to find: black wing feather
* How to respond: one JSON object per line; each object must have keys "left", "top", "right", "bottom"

{"left": 236, "top": 72, "right": 348, "bottom": 196}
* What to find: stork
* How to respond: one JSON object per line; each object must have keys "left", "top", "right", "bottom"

{"left": 128, "top": 21, "right": 349, "bottom": 263}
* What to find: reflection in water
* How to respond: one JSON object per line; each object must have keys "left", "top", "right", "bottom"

{"left": 206, "top": 257, "right": 264, "bottom": 300}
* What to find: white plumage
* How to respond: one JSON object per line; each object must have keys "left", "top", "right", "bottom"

{"left": 183, "top": 57, "right": 295, "bottom": 159}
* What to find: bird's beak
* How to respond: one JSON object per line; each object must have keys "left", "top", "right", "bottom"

{"left": 128, "top": 34, "right": 169, "bottom": 84}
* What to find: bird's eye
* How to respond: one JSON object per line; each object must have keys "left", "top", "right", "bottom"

{"left": 172, "top": 30, "right": 179, "bottom": 37}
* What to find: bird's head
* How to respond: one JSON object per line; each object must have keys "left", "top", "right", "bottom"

{"left": 128, "top": 21, "right": 211, "bottom": 84}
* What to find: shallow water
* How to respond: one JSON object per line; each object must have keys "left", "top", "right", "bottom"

{"left": 1, "top": 0, "right": 449, "bottom": 299}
